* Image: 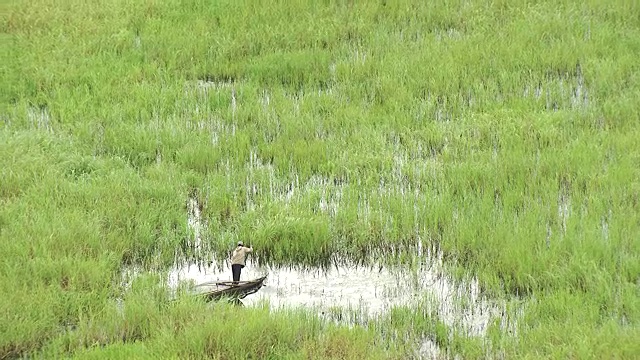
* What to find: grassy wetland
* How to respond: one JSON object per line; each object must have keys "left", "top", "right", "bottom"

{"left": 2, "top": 0, "right": 640, "bottom": 358}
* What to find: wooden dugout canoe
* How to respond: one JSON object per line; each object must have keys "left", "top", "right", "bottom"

{"left": 194, "top": 275, "right": 267, "bottom": 301}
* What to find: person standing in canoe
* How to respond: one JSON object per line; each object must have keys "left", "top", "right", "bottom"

{"left": 231, "top": 241, "right": 253, "bottom": 283}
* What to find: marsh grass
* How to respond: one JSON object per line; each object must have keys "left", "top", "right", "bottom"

{"left": 38, "top": 294, "right": 397, "bottom": 360}
{"left": 3, "top": 0, "right": 640, "bottom": 358}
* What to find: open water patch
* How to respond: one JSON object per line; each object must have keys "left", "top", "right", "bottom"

{"left": 168, "top": 250, "right": 519, "bottom": 338}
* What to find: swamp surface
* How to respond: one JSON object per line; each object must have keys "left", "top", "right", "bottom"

{"left": 2, "top": 0, "right": 639, "bottom": 359}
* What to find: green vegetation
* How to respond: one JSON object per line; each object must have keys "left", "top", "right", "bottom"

{"left": 2, "top": 0, "right": 639, "bottom": 358}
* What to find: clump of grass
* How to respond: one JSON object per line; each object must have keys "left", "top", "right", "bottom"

{"left": 37, "top": 293, "right": 397, "bottom": 359}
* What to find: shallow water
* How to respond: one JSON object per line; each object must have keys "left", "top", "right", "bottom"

{"left": 168, "top": 251, "right": 509, "bottom": 337}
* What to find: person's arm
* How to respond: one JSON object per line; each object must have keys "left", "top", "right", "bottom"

{"left": 246, "top": 246, "right": 253, "bottom": 253}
